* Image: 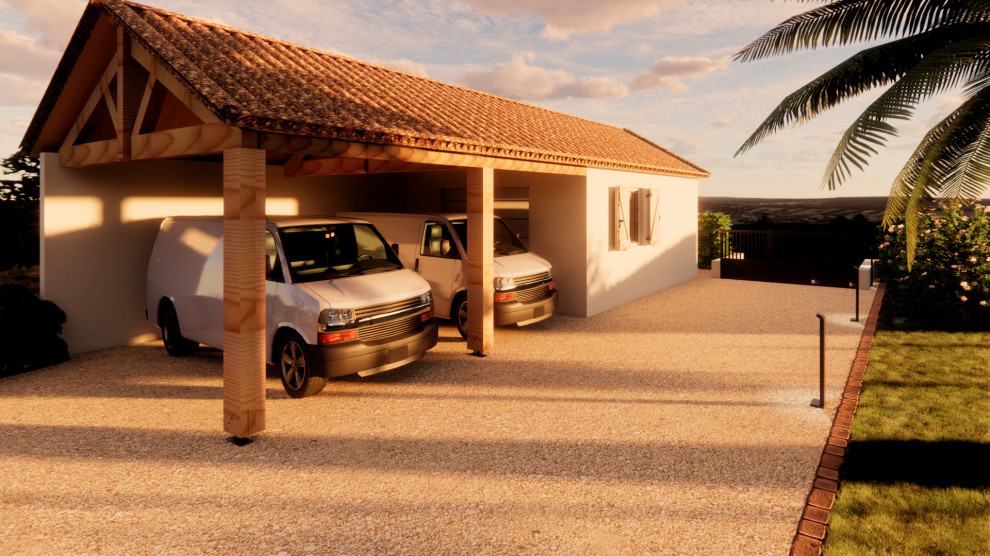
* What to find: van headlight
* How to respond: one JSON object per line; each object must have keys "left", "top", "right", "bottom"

{"left": 420, "top": 292, "right": 432, "bottom": 308}
{"left": 319, "top": 308, "right": 355, "bottom": 329}
{"left": 494, "top": 276, "right": 515, "bottom": 291}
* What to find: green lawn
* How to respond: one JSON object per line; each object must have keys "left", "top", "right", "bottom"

{"left": 824, "top": 329, "right": 990, "bottom": 555}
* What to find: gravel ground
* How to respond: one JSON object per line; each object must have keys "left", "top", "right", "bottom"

{"left": 0, "top": 271, "right": 876, "bottom": 555}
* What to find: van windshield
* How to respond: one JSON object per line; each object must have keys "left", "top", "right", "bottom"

{"left": 449, "top": 218, "right": 528, "bottom": 257}
{"left": 278, "top": 224, "right": 402, "bottom": 283}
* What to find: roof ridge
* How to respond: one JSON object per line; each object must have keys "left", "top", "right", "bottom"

{"left": 622, "top": 128, "right": 709, "bottom": 176}
{"left": 111, "top": 0, "right": 639, "bottom": 136}
{"left": 24, "top": 0, "right": 710, "bottom": 179}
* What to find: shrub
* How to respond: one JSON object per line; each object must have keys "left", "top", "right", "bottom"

{"left": 0, "top": 284, "right": 69, "bottom": 376}
{"left": 0, "top": 264, "right": 40, "bottom": 293}
{"left": 698, "top": 211, "right": 732, "bottom": 269}
{"left": 877, "top": 201, "right": 990, "bottom": 329}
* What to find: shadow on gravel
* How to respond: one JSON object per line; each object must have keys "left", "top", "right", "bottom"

{"left": 841, "top": 440, "right": 990, "bottom": 489}
{"left": 0, "top": 422, "right": 819, "bottom": 487}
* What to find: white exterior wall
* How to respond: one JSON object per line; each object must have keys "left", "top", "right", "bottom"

{"left": 531, "top": 167, "right": 698, "bottom": 317}
{"left": 40, "top": 154, "right": 406, "bottom": 354}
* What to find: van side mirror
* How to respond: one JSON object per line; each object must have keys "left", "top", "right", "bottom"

{"left": 391, "top": 243, "right": 400, "bottom": 255}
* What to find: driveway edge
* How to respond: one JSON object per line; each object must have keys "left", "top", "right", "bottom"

{"left": 789, "top": 283, "right": 887, "bottom": 556}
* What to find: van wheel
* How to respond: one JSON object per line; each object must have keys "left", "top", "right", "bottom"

{"left": 160, "top": 301, "right": 197, "bottom": 356}
{"left": 454, "top": 294, "right": 468, "bottom": 339}
{"left": 277, "top": 332, "right": 327, "bottom": 398}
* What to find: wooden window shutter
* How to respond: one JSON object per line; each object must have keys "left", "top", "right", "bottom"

{"left": 613, "top": 187, "right": 632, "bottom": 251}
{"left": 644, "top": 188, "right": 661, "bottom": 245}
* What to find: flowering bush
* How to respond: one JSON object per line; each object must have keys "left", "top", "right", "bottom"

{"left": 877, "top": 201, "right": 990, "bottom": 328}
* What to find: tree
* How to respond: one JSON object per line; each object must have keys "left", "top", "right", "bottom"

{"left": 1, "top": 152, "right": 40, "bottom": 202}
{"left": 735, "top": 0, "right": 990, "bottom": 265}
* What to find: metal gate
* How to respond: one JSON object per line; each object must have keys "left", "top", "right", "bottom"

{"left": 718, "top": 230, "right": 863, "bottom": 287}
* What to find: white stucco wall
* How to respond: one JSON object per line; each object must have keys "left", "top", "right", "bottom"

{"left": 531, "top": 167, "right": 698, "bottom": 317}
{"left": 527, "top": 172, "right": 590, "bottom": 317}
{"left": 584, "top": 168, "right": 699, "bottom": 316}
{"left": 40, "top": 154, "right": 407, "bottom": 354}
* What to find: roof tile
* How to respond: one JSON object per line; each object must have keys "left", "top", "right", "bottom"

{"left": 31, "top": 0, "right": 709, "bottom": 177}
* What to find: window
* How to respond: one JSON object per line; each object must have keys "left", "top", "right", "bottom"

{"left": 613, "top": 187, "right": 661, "bottom": 250}
{"left": 643, "top": 188, "right": 661, "bottom": 246}
{"left": 613, "top": 186, "right": 639, "bottom": 251}
{"left": 265, "top": 230, "right": 284, "bottom": 282}
{"left": 420, "top": 221, "right": 459, "bottom": 258}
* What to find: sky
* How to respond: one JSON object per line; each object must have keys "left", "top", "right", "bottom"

{"left": 0, "top": 0, "right": 963, "bottom": 198}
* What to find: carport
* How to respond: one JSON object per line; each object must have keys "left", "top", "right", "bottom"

{"left": 22, "top": 0, "right": 708, "bottom": 438}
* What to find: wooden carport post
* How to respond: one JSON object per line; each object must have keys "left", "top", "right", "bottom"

{"left": 466, "top": 167, "right": 494, "bottom": 355}
{"left": 222, "top": 147, "right": 267, "bottom": 438}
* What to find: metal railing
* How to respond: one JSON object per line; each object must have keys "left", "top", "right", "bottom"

{"left": 718, "top": 230, "right": 865, "bottom": 265}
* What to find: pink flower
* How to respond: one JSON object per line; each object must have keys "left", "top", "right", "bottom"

{"left": 961, "top": 295, "right": 968, "bottom": 302}
{"left": 961, "top": 282, "right": 971, "bottom": 290}
{"left": 929, "top": 285, "right": 936, "bottom": 289}
{"left": 981, "top": 300, "right": 988, "bottom": 307}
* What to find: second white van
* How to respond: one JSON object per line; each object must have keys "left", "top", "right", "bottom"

{"left": 341, "top": 212, "right": 558, "bottom": 337}
{"left": 146, "top": 216, "right": 438, "bottom": 398}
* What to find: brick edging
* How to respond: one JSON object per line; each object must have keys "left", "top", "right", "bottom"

{"left": 790, "top": 283, "right": 887, "bottom": 556}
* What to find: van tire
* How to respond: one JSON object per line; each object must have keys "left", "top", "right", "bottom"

{"left": 159, "top": 300, "right": 197, "bottom": 356}
{"left": 277, "top": 331, "right": 327, "bottom": 398}
{"left": 453, "top": 294, "right": 468, "bottom": 339}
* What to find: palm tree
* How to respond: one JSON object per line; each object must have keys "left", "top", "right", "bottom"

{"left": 735, "top": 0, "right": 990, "bottom": 264}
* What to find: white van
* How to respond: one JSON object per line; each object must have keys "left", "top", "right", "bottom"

{"left": 146, "top": 216, "right": 438, "bottom": 398}
{"left": 340, "top": 212, "right": 557, "bottom": 337}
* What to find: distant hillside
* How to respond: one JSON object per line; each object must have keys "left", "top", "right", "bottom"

{"left": 700, "top": 197, "right": 889, "bottom": 225}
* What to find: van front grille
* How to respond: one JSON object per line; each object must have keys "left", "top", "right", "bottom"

{"left": 354, "top": 296, "right": 424, "bottom": 320}
{"left": 513, "top": 271, "right": 550, "bottom": 286}
{"left": 515, "top": 284, "right": 551, "bottom": 303}
{"left": 357, "top": 313, "right": 423, "bottom": 341}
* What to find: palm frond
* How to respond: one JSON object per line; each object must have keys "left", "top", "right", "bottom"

{"left": 820, "top": 34, "right": 990, "bottom": 190}
{"left": 932, "top": 89, "right": 990, "bottom": 201}
{"left": 736, "top": 0, "right": 987, "bottom": 62}
{"left": 737, "top": 24, "right": 990, "bottom": 157}
{"left": 883, "top": 89, "right": 990, "bottom": 267}
{"left": 886, "top": 85, "right": 990, "bottom": 223}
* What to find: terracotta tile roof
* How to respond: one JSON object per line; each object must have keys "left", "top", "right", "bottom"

{"left": 24, "top": 0, "right": 709, "bottom": 178}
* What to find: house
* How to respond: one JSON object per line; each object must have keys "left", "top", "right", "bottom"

{"left": 21, "top": 0, "right": 709, "bottom": 436}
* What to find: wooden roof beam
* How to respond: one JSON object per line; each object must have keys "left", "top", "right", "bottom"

{"left": 261, "top": 133, "right": 587, "bottom": 176}
{"left": 284, "top": 156, "right": 456, "bottom": 177}
{"left": 130, "top": 39, "right": 220, "bottom": 126}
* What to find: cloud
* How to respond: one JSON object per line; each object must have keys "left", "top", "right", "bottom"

{"left": 665, "top": 134, "right": 705, "bottom": 156}
{"left": 711, "top": 118, "right": 733, "bottom": 129}
{"left": 376, "top": 58, "right": 430, "bottom": 78}
{"left": 458, "top": 0, "right": 679, "bottom": 41}
{"left": 1, "top": 0, "right": 85, "bottom": 42}
{"left": 461, "top": 53, "right": 627, "bottom": 101}
{"left": 0, "top": 73, "right": 48, "bottom": 106}
{"left": 0, "top": 29, "right": 63, "bottom": 79}
{"left": 630, "top": 56, "right": 730, "bottom": 92}
{"left": 0, "top": 0, "right": 84, "bottom": 107}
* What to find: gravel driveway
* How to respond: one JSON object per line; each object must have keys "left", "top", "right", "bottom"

{"left": 0, "top": 271, "right": 876, "bottom": 555}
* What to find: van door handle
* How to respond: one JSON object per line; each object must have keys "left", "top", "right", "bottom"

{"left": 414, "top": 258, "right": 419, "bottom": 271}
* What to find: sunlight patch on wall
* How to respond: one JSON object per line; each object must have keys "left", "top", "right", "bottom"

{"left": 120, "top": 197, "right": 299, "bottom": 223}
{"left": 44, "top": 196, "right": 103, "bottom": 236}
